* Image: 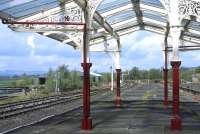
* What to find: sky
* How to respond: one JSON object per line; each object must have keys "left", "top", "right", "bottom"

{"left": 0, "top": 22, "right": 200, "bottom": 73}
{"left": 0, "top": 0, "right": 200, "bottom": 74}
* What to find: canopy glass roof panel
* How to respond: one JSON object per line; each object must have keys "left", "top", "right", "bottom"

{"left": 188, "top": 21, "right": 200, "bottom": 31}
{"left": 1, "top": 0, "right": 59, "bottom": 19}
{"left": 141, "top": 0, "right": 164, "bottom": 8}
{"left": 97, "top": 0, "right": 130, "bottom": 13}
{"left": 0, "top": 0, "right": 33, "bottom": 11}
{"left": 0, "top": 0, "right": 14, "bottom": 6}
{"left": 143, "top": 11, "right": 167, "bottom": 23}
{"left": 106, "top": 9, "right": 135, "bottom": 25}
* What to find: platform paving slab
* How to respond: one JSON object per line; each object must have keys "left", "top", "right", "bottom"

{"left": 3, "top": 83, "right": 200, "bottom": 134}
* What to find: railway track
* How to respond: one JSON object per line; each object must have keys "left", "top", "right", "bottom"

{"left": 157, "top": 81, "right": 200, "bottom": 95}
{"left": 168, "top": 81, "right": 200, "bottom": 95}
{"left": 0, "top": 89, "right": 82, "bottom": 109}
{"left": 0, "top": 88, "right": 109, "bottom": 119}
{"left": 180, "top": 86, "right": 200, "bottom": 95}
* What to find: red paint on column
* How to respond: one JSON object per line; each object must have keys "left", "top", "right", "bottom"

{"left": 81, "top": 63, "right": 92, "bottom": 130}
{"left": 163, "top": 69, "right": 168, "bottom": 108}
{"left": 170, "top": 61, "right": 182, "bottom": 131}
{"left": 116, "top": 69, "right": 122, "bottom": 107}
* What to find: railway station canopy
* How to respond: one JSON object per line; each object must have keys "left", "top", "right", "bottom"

{"left": 1, "top": 1, "right": 200, "bottom": 132}
{"left": 0, "top": 0, "right": 200, "bottom": 52}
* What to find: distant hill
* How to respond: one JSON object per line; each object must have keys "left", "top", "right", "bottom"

{"left": 0, "top": 70, "right": 47, "bottom": 77}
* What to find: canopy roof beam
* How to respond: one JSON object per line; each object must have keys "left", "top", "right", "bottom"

{"left": 131, "top": 0, "right": 144, "bottom": 29}
{"left": 167, "top": 46, "right": 200, "bottom": 52}
{"left": 93, "top": 12, "right": 119, "bottom": 39}
{"left": 164, "top": 22, "right": 170, "bottom": 45}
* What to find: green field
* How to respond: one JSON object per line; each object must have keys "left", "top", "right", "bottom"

{"left": 0, "top": 89, "right": 56, "bottom": 105}
{"left": 0, "top": 79, "right": 17, "bottom": 87}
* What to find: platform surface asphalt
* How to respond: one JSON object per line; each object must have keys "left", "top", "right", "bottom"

{"left": 4, "top": 83, "right": 200, "bottom": 134}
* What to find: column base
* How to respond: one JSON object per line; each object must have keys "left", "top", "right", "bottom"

{"left": 171, "top": 115, "right": 182, "bottom": 131}
{"left": 81, "top": 117, "right": 92, "bottom": 130}
{"left": 116, "top": 97, "right": 122, "bottom": 107}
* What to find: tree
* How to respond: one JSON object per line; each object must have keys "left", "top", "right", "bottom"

{"left": 195, "top": 66, "right": 200, "bottom": 73}
{"left": 46, "top": 68, "right": 55, "bottom": 91}
{"left": 71, "top": 71, "right": 82, "bottom": 89}
{"left": 140, "top": 70, "right": 149, "bottom": 80}
{"left": 181, "top": 68, "right": 194, "bottom": 81}
{"left": 148, "top": 69, "right": 162, "bottom": 80}
{"left": 130, "top": 67, "right": 140, "bottom": 80}
{"left": 14, "top": 74, "right": 34, "bottom": 87}
{"left": 101, "top": 73, "right": 110, "bottom": 84}
{"left": 57, "top": 65, "right": 70, "bottom": 90}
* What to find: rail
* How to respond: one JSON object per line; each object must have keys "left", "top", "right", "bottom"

{"left": 0, "top": 87, "right": 109, "bottom": 119}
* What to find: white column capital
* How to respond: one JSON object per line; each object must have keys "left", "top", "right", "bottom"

{"left": 109, "top": 51, "right": 121, "bottom": 69}
{"left": 115, "top": 52, "right": 121, "bottom": 69}
{"left": 168, "top": 0, "right": 184, "bottom": 62}
{"left": 170, "top": 27, "right": 182, "bottom": 38}
{"left": 170, "top": 27, "right": 182, "bottom": 61}
{"left": 108, "top": 40, "right": 121, "bottom": 69}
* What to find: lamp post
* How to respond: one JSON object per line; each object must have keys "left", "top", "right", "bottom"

{"left": 110, "top": 65, "right": 114, "bottom": 91}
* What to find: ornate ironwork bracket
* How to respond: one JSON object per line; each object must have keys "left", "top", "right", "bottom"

{"left": 179, "top": 0, "right": 200, "bottom": 18}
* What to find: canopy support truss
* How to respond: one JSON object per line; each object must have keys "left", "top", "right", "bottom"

{"left": 73, "top": 0, "right": 119, "bottom": 40}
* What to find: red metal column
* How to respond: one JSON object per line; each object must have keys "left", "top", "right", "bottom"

{"left": 81, "top": 22, "right": 92, "bottom": 130}
{"left": 170, "top": 61, "right": 182, "bottom": 131}
{"left": 163, "top": 68, "right": 168, "bottom": 107}
{"left": 81, "top": 63, "right": 92, "bottom": 130}
{"left": 116, "top": 69, "right": 122, "bottom": 107}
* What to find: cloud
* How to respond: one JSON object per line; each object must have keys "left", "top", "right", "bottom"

{"left": 0, "top": 23, "right": 82, "bottom": 71}
{"left": 128, "top": 33, "right": 163, "bottom": 52}
{"left": 27, "top": 35, "right": 36, "bottom": 49}
{"left": 89, "top": 31, "right": 165, "bottom": 71}
{"left": 119, "top": 31, "right": 164, "bottom": 70}
{"left": 191, "top": 53, "right": 200, "bottom": 61}
{"left": 1, "top": 22, "right": 200, "bottom": 73}
{"left": 27, "top": 35, "right": 36, "bottom": 56}
{"left": 0, "top": 54, "right": 82, "bottom": 71}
